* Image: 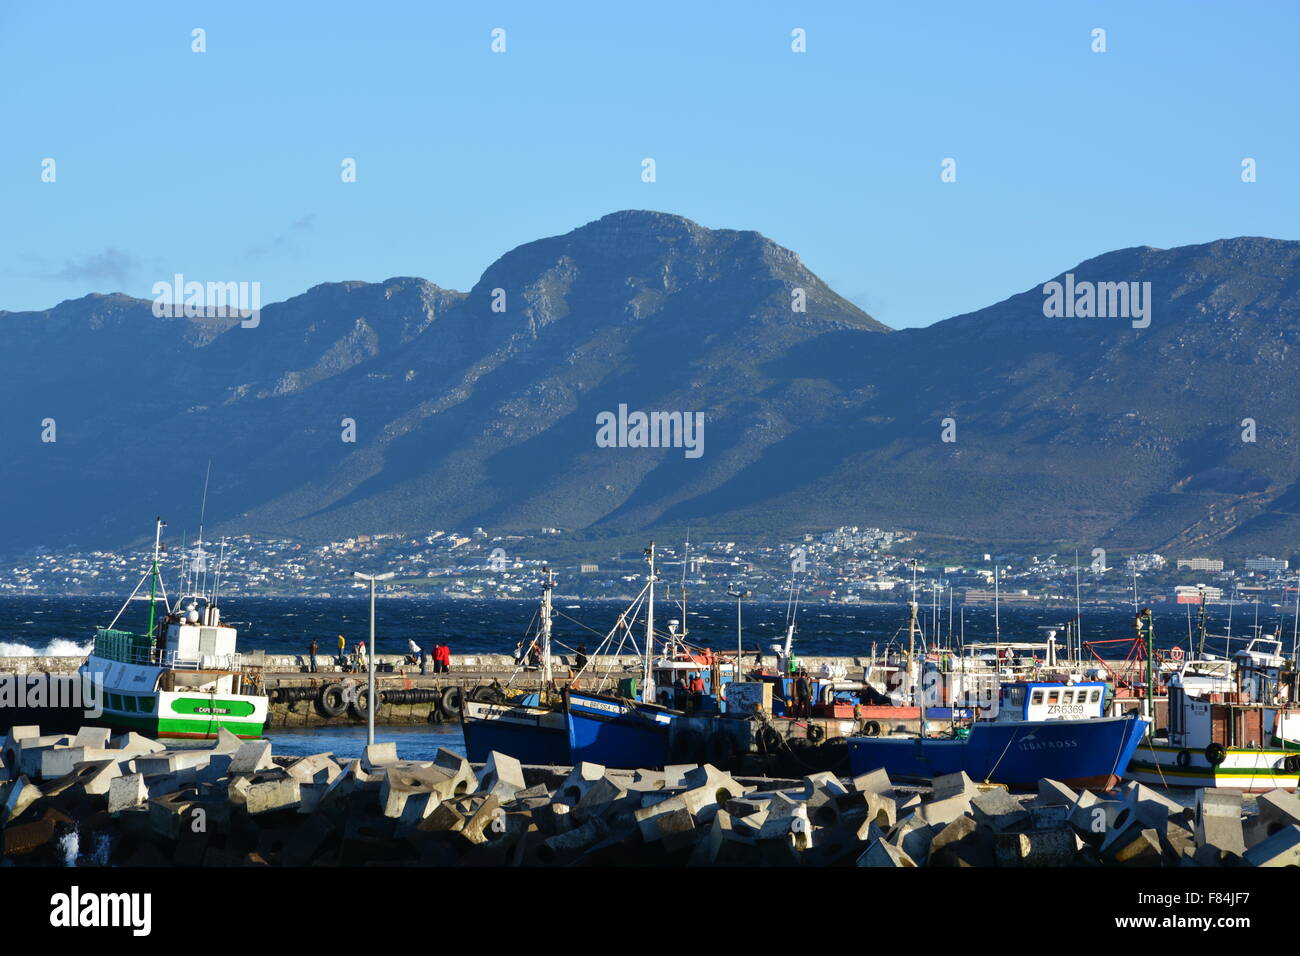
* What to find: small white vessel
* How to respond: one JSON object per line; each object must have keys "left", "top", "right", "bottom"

{"left": 78, "top": 519, "right": 267, "bottom": 739}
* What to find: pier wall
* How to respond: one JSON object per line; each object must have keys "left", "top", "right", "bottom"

{"left": 0, "top": 653, "right": 885, "bottom": 676}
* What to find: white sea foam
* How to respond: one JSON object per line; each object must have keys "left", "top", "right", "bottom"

{"left": 0, "top": 638, "right": 92, "bottom": 657}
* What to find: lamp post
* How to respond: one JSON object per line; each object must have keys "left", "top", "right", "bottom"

{"left": 727, "top": 589, "right": 749, "bottom": 690}
{"left": 351, "top": 570, "right": 395, "bottom": 746}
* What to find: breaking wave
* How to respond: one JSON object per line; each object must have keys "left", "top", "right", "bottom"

{"left": 0, "top": 638, "right": 92, "bottom": 657}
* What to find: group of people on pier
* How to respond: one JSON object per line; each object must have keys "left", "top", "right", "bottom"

{"left": 304, "top": 635, "right": 452, "bottom": 674}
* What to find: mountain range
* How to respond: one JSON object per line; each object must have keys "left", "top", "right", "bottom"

{"left": 2, "top": 210, "right": 1297, "bottom": 559}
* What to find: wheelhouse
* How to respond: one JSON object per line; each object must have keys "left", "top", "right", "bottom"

{"left": 996, "top": 681, "right": 1108, "bottom": 722}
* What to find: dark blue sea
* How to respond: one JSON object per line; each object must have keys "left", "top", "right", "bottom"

{"left": 1, "top": 594, "right": 1289, "bottom": 662}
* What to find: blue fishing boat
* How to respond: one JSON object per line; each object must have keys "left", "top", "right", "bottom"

{"left": 564, "top": 542, "right": 688, "bottom": 769}
{"left": 564, "top": 686, "right": 678, "bottom": 768}
{"left": 461, "top": 692, "right": 571, "bottom": 765}
{"left": 847, "top": 678, "right": 1149, "bottom": 789}
{"left": 461, "top": 568, "right": 571, "bottom": 765}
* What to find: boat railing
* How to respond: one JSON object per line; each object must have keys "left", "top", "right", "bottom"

{"left": 91, "top": 628, "right": 155, "bottom": 665}
{"left": 93, "top": 629, "right": 244, "bottom": 671}
{"left": 161, "top": 650, "right": 244, "bottom": 671}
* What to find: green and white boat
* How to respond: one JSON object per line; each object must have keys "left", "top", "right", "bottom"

{"left": 78, "top": 518, "right": 268, "bottom": 739}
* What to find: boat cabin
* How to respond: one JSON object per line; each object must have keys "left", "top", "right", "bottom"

{"left": 151, "top": 600, "right": 237, "bottom": 665}
{"left": 995, "top": 681, "right": 1108, "bottom": 722}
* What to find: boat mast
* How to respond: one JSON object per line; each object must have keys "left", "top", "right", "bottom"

{"left": 947, "top": 584, "right": 953, "bottom": 649}
{"left": 196, "top": 460, "right": 211, "bottom": 599}
{"left": 1196, "top": 590, "right": 1208, "bottom": 659}
{"left": 907, "top": 597, "right": 917, "bottom": 703}
{"left": 540, "top": 565, "right": 554, "bottom": 700}
{"left": 147, "top": 517, "right": 166, "bottom": 639}
{"left": 1074, "top": 548, "right": 1083, "bottom": 664}
{"left": 679, "top": 533, "right": 689, "bottom": 650}
{"left": 1137, "top": 608, "right": 1154, "bottom": 723}
{"left": 1292, "top": 571, "right": 1299, "bottom": 662}
{"left": 908, "top": 599, "right": 926, "bottom": 736}
{"left": 993, "top": 562, "right": 1000, "bottom": 644}
{"left": 642, "top": 542, "right": 655, "bottom": 703}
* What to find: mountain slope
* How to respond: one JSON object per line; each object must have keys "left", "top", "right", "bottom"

{"left": 0, "top": 215, "right": 1296, "bottom": 557}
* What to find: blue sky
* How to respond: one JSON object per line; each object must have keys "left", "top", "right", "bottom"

{"left": 2, "top": 1, "right": 1296, "bottom": 328}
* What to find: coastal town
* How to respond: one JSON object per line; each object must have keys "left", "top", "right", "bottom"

{"left": 3, "top": 526, "right": 1294, "bottom": 608}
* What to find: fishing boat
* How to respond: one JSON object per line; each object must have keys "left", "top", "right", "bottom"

{"left": 1126, "top": 630, "right": 1300, "bottom": 791}
{"left": 564, "top": 542, "right": 684, "bottom": 769}
{"left": 78, "top": 519, "right": 267, "bottom": 739}
{"left": 847, "top": 679, "right": 1148, "bottom": 789}
{"left": 845, "top": 601, "right": 1148, "bottom": 788}
{"left": 460, "top": 568, "right": 570, "bottom": 765}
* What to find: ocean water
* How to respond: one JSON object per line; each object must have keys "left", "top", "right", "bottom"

{"left": 267, "top": 724, "right": 467, "bottom": 760}
{"left": 0, "top": 594, "right": 1289, "bottom": 661}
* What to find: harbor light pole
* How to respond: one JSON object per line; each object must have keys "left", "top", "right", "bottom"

{"left": 727, "top": 589, "right": 749, "bottom": 686}
{"left": 352, "top": 570, "right": 395, "bottom": 746}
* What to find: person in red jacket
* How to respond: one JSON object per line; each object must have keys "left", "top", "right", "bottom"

{"left": 435, "top": 642, "right": 451, "bottom": 674}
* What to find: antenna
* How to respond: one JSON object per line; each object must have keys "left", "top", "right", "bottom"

{"left": 993, "top": 563, "right": 1001, "bottom": 642}
{"left": 213, "top": 536, "right": 227, "bottom": 607}
{"left": 196, "top": 460, "right": 212, "bottom": 598}
{"left": 679, "top": 531, "right": 689, "bottom": 644}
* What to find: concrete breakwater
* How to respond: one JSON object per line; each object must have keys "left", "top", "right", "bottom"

{"left": 3, "top": 724, "right": 1299, "bottom": 867}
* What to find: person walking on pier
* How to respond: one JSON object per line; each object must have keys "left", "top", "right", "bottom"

{"left": 418, "top": 646, "right": 428, "bottom": 675}
{"left": 575, "top": 644, "right": 588, "bottom": 672}
{"left": 308, "top": 638, "right": 319, "bottom": 673}
{"left": 434, "top": 642, "right": 451, "bottom": 674}
{"left": 337, "top": 634, "right": 346, "bottom": 667}
{"left": 794, "top": 669, "right": 812, "bottom": 719}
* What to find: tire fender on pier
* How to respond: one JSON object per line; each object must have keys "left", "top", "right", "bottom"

{"left": 317, "top": 683, "right": 348, "bottom": 718}
{"left": 348, "top": 686, "right": 371, "bottom": 721}
{"left": 440, "top": 685, "right": 462, "bottom": 718}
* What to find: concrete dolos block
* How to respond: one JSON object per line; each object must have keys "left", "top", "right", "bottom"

{"left": 228, "top": 774, "right": 301, "bottom": 815}
{"left": 478, "top": 751, "right": 526, "bottom": 800}
{"left": 856, "top": 838, "right": 916, "bottom": 867}
{"left": 72, "top": 727, "right": 112, "bottom": 749}
{"left": 1244, "top": 824, "right": 1300, "bottom": 867}
{"left": 972, "top": 788, "right": 1029, "bottom": 833}
{"left": 362, "top": 742, "right": 399, "bottom": 771}
{"left": 1255, "top": 789, "right": 1300, "bottom": 836}
{"left": 1195, "top": 788, "right": 1245, "bottom": 856}
{"left": 2, "top": 775, "right": 42, "bottom": 824}
{"left": 285, "top": 753, "right": 341, "bottom": 786}
{"left": 556, "top": 762, "right": 606, "bottom": 804}
{"left": 107, "top": 773, "right": 149, "bottom": 813}
{"left": 229, "top": 740, "right": 274, "bottom": 775}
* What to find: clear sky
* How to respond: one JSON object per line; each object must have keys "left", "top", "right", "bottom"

{"left": 2, "top": 1, "right": 1296, "bottom": 328}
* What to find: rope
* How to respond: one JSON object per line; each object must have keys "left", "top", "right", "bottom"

{"left": 983, "top": 727, "right": 1022, "bottom": 784}
{"left": 1136, "top": 725, "right": 1170, "bottom": 789}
